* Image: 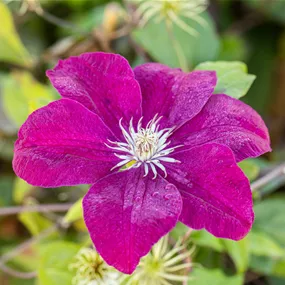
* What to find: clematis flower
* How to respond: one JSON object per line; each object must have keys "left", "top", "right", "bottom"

{"left": 13, "top": 52, "right": 271, "bottom": 274}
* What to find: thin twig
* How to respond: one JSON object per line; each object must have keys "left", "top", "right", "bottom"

{"left": 0, "top": 203, "right": 73, "bottom": 216}
{"left": 16, "top": 0, "right": 87, "bottom": 34}
{"left": 0, "top": 224, "right": 59, "bottom": 279}
{"left": 0, "top": 264, "right": 36, "bottom": 279}
{"left": 35, "top": 9, "right": 87, "bottom": 34}
{"left": 109, "top": 25, "right": 132, "bottom": 39}
{"left": 251, "top": 163, "right": 285, "bottom": 192}
{"left": 0, "top": 225, "right": 57, "bottom": 264}
{"left": 128, "top": 36, "right": 150, "bottom": 62}
{"left": 165, "top": 19, "right": 189, "bottom": 72}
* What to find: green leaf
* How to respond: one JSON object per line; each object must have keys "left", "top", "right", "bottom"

{"left": 63, "top": 198, "right": 83, "bottom": 224}
{"left": 249, "top": 231, "right": 285, "bottom": 258}
{"left": 249, "top": 255, "right": 276, "bottom": 276}
{"left": 132, "top": 12, "right": 219, "bottom": 69}
{"left": 1, "top": 71, "right": 55, "bottom": 127}
{"left": 253, "top": 198, "right": 285, "bottom": 247}
{"left": 249, "top": 255, "right": 285, "bottom": 278}
{"left": 38, "top": 241, "right": 80, "bottom": 285}
{"left": 132, "top": 56, "right": 146, "bottom": 68}
{"left": 19, "top": 211, "right": 54, "bottom": 236}
{"left": 222, "top": 238, "right": 249, "bottom": 273}
{"left": 190, "top": 268, "right": 243, "bottom": 285}
{"left": 268, "top": 277, "right": 285, "bottom": 285}
{"left": 238, "top": 159, "right": 260, "bottom": 181}
{"left": 70, "top": 5, "right": 105, "bottom": 32}
{"left": 272, "top": 259, "right": 285, "bottom": 278}
{"left": 170, "top": 224, "right": 224, "bottom": 252}
{"left": 195, "top": 61, "right": 256, "bottom": 99}
{"left": 10, "top": 277, "right": 35, "bottom": 285}
{"left": 191, "top": 230, "right": 224, "bottom": 252}
{"left": 0, "top": 2, "right": 31, "bottom": 66}
{"left": 194, "top": 248, "right": 223, "bottom": 269}
{"left": 18, "top": 200, "right": 56, "bottom": 237}
{"left": 13, "top": 177, "right": 34, "bottom": 204}
{"left": 19, "top": 212, "right": 54, "bottom": 235}
{"left": 170, "top": 222, "right": 187, "bottom": 239}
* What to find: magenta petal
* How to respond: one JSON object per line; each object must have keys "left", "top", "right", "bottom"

{"left": 166, "top": 143, "right": 254, "bottom": 240}
{"left": 13, "top": 99, "right": 119, "bottom": 187}
{"left": 83, "top": 169, "right": 182, "bottom": 274}
{"left": 172, "top": 94, "right": 271, "bottom": 162}
{"left": 134, "top": 63, "right": 216, "bottom": 128}
{"left": 46, "top": 52, "right": 142, "bottom": 138}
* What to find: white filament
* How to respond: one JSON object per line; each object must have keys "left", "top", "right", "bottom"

{"left": 105, "top": 115, "right": 181, "bottom": 179}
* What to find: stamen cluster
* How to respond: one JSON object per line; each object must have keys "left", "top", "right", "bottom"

{"left": 119, "top": 234, "right": 194, "bottom": 285}
{"left": 69, "top": 248, "right": 118, "bottom": 285}
{"left": 133, "top": 0, "right": 209, "bottom": 37}
{"left": 106, "top": 115, "right": 181, "bottom": 179}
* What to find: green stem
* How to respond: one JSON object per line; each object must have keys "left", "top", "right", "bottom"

{"left": 165, "top": 19, "right": 189, "bottom": 72}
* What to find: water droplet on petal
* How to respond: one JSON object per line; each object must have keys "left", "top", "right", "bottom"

{"left": 187, "top": 182, "right": 193, "bottom": 188}
{"left": 164, "top": 194, "right": 172, "bottom": 200}
{"left": 152, "top": 192, "right": 159, "bottom": 197}
{"left": 165, "top": 184, "right": 174, "bottom": 191}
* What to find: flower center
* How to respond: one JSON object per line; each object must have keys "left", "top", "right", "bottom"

{"left": 106, "top": 115, "right": 182, "bottom": 179}
{"left": 69, "top": 248, "right": 118, "bottom": 285}
{"left": 135, "top": 126, "right": 158, "bottom": 161}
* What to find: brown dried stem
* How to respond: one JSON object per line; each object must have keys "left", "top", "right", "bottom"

{"left": 251, "top": 163, "right": 285, "bottom": 192}
{"left": 0, "top": 203, "right": 73, "bottom": 216}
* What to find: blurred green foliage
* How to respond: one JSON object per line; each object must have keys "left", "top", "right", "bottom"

{"left": 190, "top": 268, "right": 244, "bottom": 285}
{"left": 38, "top": 242, "right": 81, "bottom": 285}
{"left": 0, "top": 2, "right": 32, "bottom": 66}
{"left": 1, "top": 72, "right": 55, "bottom": 127}
{"left": 133, "top": 12, "right": 219, "bottom": 69}
{"left": 0, "top": 0, "right": 285, "bottom": 284}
